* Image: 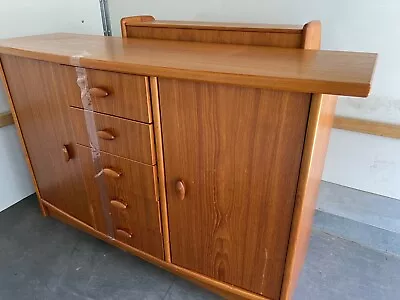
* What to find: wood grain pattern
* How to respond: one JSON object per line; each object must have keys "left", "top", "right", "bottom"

{"left": 0, "top": 33, "right": 377, "bottom": 97}
{"left": 159, "top": 79, "right": 311, "bottom": 299}
{"left": 44, "top": 199, "right": 270, "bottom": 300}
{"left": 302, "top": 21, "right": 321, "bottom": 50}
{"left": 280, "top": 94, "right": 337, "bottom": 300}
{"left": 125, "top": 27, "right": 302, "bottom": 48}
{"left": 123, "top": 17, "right": 319, "bottom": 49}
{"left": 0, "top": 111, "right": 13, "bottom": 128}
{"left": 121, "top": 15, "right": 155, "bottom": 37}
{"left": 333, "top": 116, "right": 400, "bottom": 139}
{"left": 1, "top": 55, "right": 93, "bottom": 224}
{"left": 69, "top": 107, "right": 156, "bottom": 165}
{"left": 77, "top": 145, "right": 163, "bottom": 259}
{"left": 0, "top": 56, "right": 47, "bottom": 216}
{"left": 150, "top": 77, "right": 171, "bottom": 262}
{"left": 68, "top": 68, "right": 152, "bottom": 123}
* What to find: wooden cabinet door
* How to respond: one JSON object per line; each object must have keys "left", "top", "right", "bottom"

{"left": 159, "top": 79, "right": 311, "bottom": 299}
{"left": 1, "top": 55, "right": 93, "bottom": 226}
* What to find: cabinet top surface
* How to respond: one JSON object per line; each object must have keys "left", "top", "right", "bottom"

{"left": 0, "top": 33, "right": 376, "bottom": 97}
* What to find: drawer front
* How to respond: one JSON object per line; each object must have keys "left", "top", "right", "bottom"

{"left": 77, "top": 145, "right": 163, "bottom": 259}
{"left": 70, "top": 107, "right": 156, "bottom": 165}
{"left": 68, "top": 68, "right": 152, "bottom": 123}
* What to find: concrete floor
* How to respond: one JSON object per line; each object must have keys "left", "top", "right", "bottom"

{"left": 316, "top": 181, "right": 400, "bottom": 256}
{"left": 1, "top": 195, "right": 399, "bottom": 300}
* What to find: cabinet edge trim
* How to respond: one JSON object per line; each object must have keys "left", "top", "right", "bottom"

{"left": 149, "top": 77, "right": 172, "bottom": 262}
{"left": 280, "top": 94, "right": 337, "bottom": 300}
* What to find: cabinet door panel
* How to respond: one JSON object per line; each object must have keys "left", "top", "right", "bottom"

{"left": 1, "top": 55, "right": 93, "bottom": 225}
{"left": 159, "top": 79, "right": 310, "bottom": 298}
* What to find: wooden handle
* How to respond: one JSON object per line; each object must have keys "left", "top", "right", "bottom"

{"left": 62, "top": 145, "right": 70, "bottom": 162}
{"left": 103, "top": 168, "right": 122, "bottom": 178}
{"left": 110, "top": 199, "right": 128, "bottom": 209}
{"left": 96, "top": 129, "right": 115, "bottom": 140}
{"left": 89, "top": 87, "right": 109, "bottom": 98}
{"left": 175, "top": 180, "right": 186, "bottom": 200}
{"left": 116, "top": 228, "right": 132, "bottom": 239}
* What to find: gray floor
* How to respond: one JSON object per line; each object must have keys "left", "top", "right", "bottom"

{"left": 1, "top": 195, "right": 400, "bottom": 300}
{"left": 316, "top": 181, "right": 400, "bottom": 256}
{"left": 317, "top": 181, "right": 400, "bottom": 234}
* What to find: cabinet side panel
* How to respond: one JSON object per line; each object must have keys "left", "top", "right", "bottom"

{"left": 280, "top": 94, "right": 337, "bottom": 300}
{"left": 159, "top": 78, "right": 311, "bottom": 298}
{"left": 0, "top": 55, "right": 47, "bottom": 215}
{"left": 1, "top": 55, "right": 93, "bottom": 225}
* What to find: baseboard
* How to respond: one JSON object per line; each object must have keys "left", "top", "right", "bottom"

{"left": 314, "top": 209, "right": 400, "bottom": 256}
{"left": 317, "top": 181, "right": 400, "bottom": 234}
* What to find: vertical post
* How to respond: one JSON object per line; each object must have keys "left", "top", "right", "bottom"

{"left": 99, "top": 0, "right": 112, "bottom": 36}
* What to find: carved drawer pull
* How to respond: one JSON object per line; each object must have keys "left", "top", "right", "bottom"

{"left": 116, "top": 228, "right": 132, "bottom": 239}
{"left": 89, "top": 87, "right": 109, "bottom": 98}
{"left": 62, "top": 145, "right": 70, "bottom": 162}
{"left": 103, "top": 168, "right": 122, "bottom": 178}
{"left": 175, "top": 179, "right": 186, "bottom": 200}
{"left": 110, "top": 199, "right": 128, "bottom": 209}
{"left": 96, "top": 129, "right": 115, "bottom": 140}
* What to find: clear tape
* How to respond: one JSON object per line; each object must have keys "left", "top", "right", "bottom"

{"left": 75, "top": 65, "right": 115, "bottom": 239}
{"left": 70, "top": 51, "right": 92, "bottom": 66}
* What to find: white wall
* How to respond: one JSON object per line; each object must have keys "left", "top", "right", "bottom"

{"left": 0, "top": 0, "right": 103, "bottom": 211}
{"left": 109, "top": 0, "right": 400, "bottom": 199}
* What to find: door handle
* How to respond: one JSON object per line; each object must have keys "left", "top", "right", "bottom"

{"left": 62, "top": 145, "right": 70, "bottom": 162}
{"left": 89, "top": 87, "right": 109, "bottom": 98}
{"left": 96, "top": 129, "right": 115, "bottom": 140}
{"left": 102, "top": 168, "right": 122, "bottom": 178}
{"left": 110, "top": 199, "right": 128, "bottom": 209}
{"left": 116, "top": 228, "right": 132, "bottom": 239}
{"left": 175, "top": 180, "right": 186, "bottom": 200}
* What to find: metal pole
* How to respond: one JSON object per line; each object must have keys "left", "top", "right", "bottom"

{"left": 99, "top": 0, "right": 112, "bottom": 36}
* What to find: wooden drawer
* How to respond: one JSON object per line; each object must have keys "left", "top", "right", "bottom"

{"left": 68, "top": 68, "right": 152, "bottom": 123}
{"left": 77, "top": 145, "right": 163, "bottom": 259}
{"left": 70, "top": 107, "right": 156, "bottom": 165}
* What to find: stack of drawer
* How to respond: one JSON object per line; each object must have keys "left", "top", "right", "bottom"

{"left": 68, "top": 68, "right": 163, "bottom": 259}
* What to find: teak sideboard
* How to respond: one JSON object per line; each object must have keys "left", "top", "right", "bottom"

{"left": 0, "top": 16, "right": 376, "bottom": 300}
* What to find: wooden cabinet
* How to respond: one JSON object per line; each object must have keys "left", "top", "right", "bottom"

{"left": 0, "top": 55, "right": 93, "bottom": 225}
{"left": 159, "top": 79, "right": 310, "bottom": 298}
{"left": 0, "top": 17, "right": 376, "bottom": 300}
